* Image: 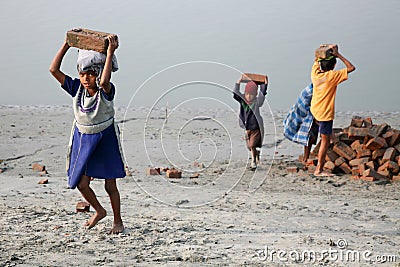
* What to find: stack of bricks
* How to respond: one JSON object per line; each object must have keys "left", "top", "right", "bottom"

{"left": 308, "top": 116, "right": 400, "bottom": 182}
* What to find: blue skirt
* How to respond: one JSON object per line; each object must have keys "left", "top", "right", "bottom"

{"left": 67, "top": 124, "right": 125, "bottom": 189}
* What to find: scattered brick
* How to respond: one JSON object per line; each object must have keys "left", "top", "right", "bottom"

{"left": 146, "top": 167, "right": 161, "bottom": 176}
{"left": 190, "top": 173, "right": 200, "bottom": 178}
{"left": 392, "top": 176, "right": 400, "bottom": 182}
{"left": 32, "top": 163, "right": 46, "bottom": 172}
{"left": 166, "top": 169, "right": 182, "bottom": 178}
{"left": 76, "top": 201, "right": 90, "bottom": 212}
{"left": 287, "top": 166, "right": 299, "bottom": 173}
{"left": 38, "top": 178, "right": 48, "bottom": 184}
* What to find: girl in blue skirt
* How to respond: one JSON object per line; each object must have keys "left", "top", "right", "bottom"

{"left": 49, "top": 34, "right": 125, "bottom": 234}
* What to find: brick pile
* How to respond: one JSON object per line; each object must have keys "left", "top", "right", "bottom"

{"left": 307, "top": 116, "right": 400, "bottom": 182}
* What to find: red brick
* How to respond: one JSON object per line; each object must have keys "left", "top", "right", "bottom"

{"left": 324, "top": 161, "right": 336, "bottom": 171}
{"left": 360, "top": 176, "right": 376, "bottom": 182}
{"left": 37, "top": 178, "right": 48, "bottom": 184}
{"left": 76, "top": 201, "right": 90, "bottom": 212}
{"left": 358, "top": 163, "right": 367, "bottom": 174}
{"left": 287, "top": 166, "right": 299, "bottom": 173}
{"left": 146, "top": 167, "right": 161, "bottom": 175}
{"left": 166, "top": 169, "right": 182, "bottom": 178}
{"left": 241, "top": 73, "right": 266, "bottom": 84}
{"left": 377, "top": 170, "right": 390, "bottom": 178}
{"left": 382, "top": 147, "right": 397, "bottom": 163}
{"left": 389, "top": 130, "right": 400, "bottom": 147}
{"left": 385, "top": 161, "right": 399, "bottom": 174}
{"left": 368, "top": 123, "right": 390, "bottom": 138}
{"left": 333, "top": 142, "right": 356, "bottom": 161}
{"left": 190, "top": 173, "right": 200, "bottom": 178}
{"left": 363, "top": 117, "right": 373, "bottom": 128}
{"left": 349, "top": 157, "right": 370, "bottom": 167}
{"left": 365, "top": 137, "right": 387, "bottom": 151}
{"left": 350, "top": 116, "right": 364, "bottom": 127}
{"left": 362, "top": 168, "right": 387, "bottom": 180}
{"left": 66, "top": 28, "right": 114, "bottom": 53}
{"left": 366, "top": 161, "right": 376, "bottom": 170}
{"left": 372, "top": 148, "right": 386, "bottom": 160}
{"left": 395, "top": 143, "right": 400, "bottom": 153}
{"left": 32, "top": 163, "right": 46, "bottom": 172}
{"left": 351, "top": 166, "right": 360, "bottom": 176}
{"left": 356, "top": 149, "right": 371, "bottom": 159}
{"left": 348, "top": 126, "right": 369, "bottom": 138}
{"left": 325, "top": 149, "right": 340, "bottom": 162}
{"left": 350, "top": 140, "right": 363, "bottom": 152}
{"left": 382, "top": 130, "right": 394, "bottom": 144}
{"left": 334, "top": 157, "right": 346, "bottom": 167}
{"left": 392, "top": 175, "right": 400, "bottom": 182}
{"left": 339, "top": 162, "right": 352, "bottom": 174}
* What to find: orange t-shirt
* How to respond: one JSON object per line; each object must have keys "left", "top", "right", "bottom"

{"left": 310, "top": 61, "right": 348, "bottom": 121}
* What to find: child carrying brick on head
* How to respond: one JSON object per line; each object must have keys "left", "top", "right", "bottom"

{"left": 233, "top": 74, "right": 268, "bottom": 170}
{"left": 311, "top": 44, "right": 355, "bottom": 176}
{"left": 49, "top": 35, "right": 125, "bottom": 234}
{"left": 283, "top": 83, "right": 319, "bottom": 166}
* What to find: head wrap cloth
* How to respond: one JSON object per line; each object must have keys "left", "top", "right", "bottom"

{"left": 77, "top": 49, "right": 118, "bottom": 86}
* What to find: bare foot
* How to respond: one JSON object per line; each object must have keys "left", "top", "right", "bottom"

{"left": 314, "top": 171, "right": 334, "bottom": 177}
{"left": 109, "top": 223, "right": 124, "bottom": 234}
{"left": 84, "top": 209, "right": 107, "bottom": 229}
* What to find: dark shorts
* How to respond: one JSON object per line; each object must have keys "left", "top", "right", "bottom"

{"left": 245, "top": 128, "right": 262, "bottom": 150}
{"left": 319, "top": 120, "right": 333, "bottom": 135}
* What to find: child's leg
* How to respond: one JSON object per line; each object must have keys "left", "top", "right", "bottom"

{"left": 250, "top": 147, "right": 258, "bottom": 164}
{"left": 303, "top": 138, "right": 314, "bottom": 164}
{"left": 314, "top": 133, "right": 333, "bottom": 176}
{"left": 105, "top": 179, "right": 124, "bottom": 234}
{"left": 77, "top": 175, "right": 107, "bottom": 228}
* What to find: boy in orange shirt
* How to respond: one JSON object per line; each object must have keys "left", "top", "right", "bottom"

{"left": 310, "top": 44, "right": 355, "bottom": 176}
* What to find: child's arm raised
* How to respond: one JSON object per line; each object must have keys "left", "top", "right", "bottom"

{"left": 330, "top": 44, "right": 356, "bottom": 74}
{"left": 49, "top": 41, "right": 70, "bottom": 85}
{"left": 99, "top": 35, "right": 119, "bottom": 94}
